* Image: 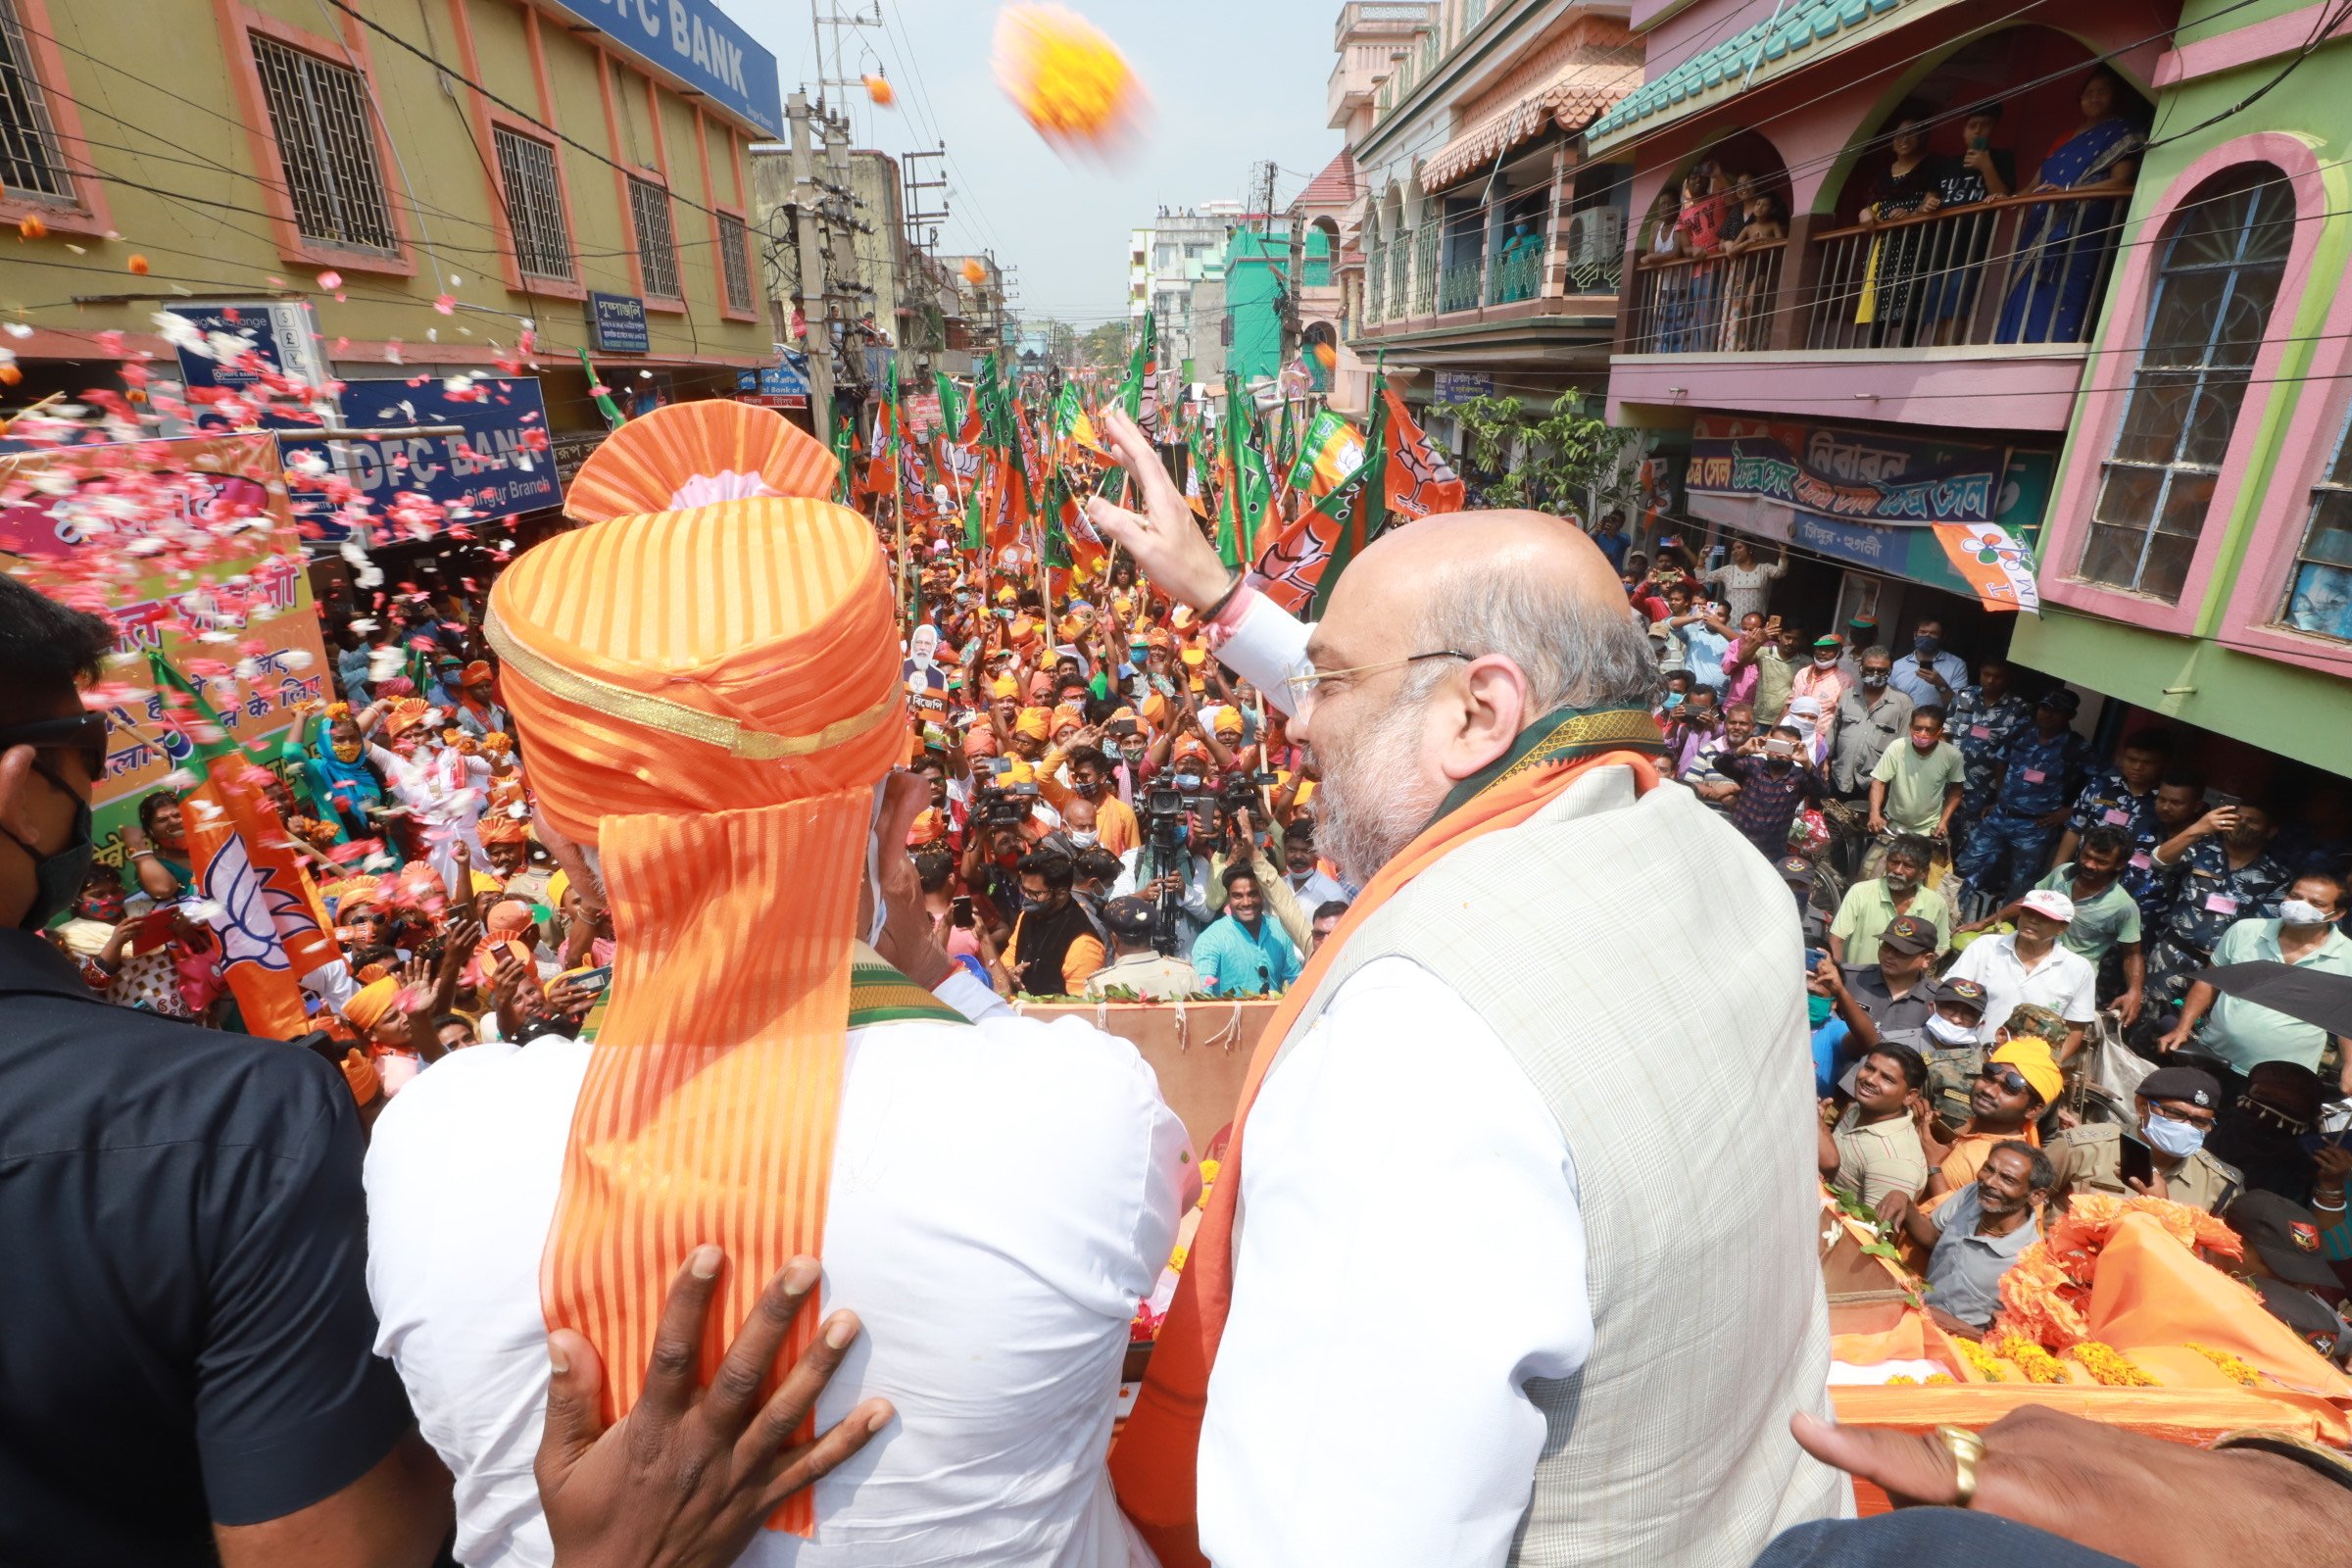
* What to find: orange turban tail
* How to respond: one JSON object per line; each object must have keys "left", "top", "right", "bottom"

{"left": 342, "top": 976, "right": 400, "bottom": 1034}
{"left": 487, "top": 494, "right": 904, "bottom": 1539}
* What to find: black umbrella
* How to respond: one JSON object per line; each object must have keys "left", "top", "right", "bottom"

{"left": 2197, "top": 961, "right": 2352, "bottom": 1038}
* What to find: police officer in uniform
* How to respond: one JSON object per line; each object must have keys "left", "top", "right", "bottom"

{"left": 1955, "top": 687, "right": 2093, "bottom": 904}
{"left": 2046, "top": 1064, "right": 2243, "bottom": 1212}
{"left": 1082, "top": 895, "right": 1200, "bottom": 1000}
{"left": 1944, "top": 660, "right": 2034, "bottom": 831}
{"left": 1911, "top": 978, "right": 1991, "bottom": 1130}
{"left": 2142, "top": 799, "right": 2292, "bottom": 1016}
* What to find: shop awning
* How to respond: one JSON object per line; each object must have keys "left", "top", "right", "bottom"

{"left": 1422, "top": 61, "right": 1641, "bottom": 191}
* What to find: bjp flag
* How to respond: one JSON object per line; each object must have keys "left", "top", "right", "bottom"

{"left": 149, "top": 653, "right": 339, "bottom": 1039}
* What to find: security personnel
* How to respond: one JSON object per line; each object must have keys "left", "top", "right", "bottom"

{"left": 1955, "top": 687, "right": 2092, "bottom": 903}
{"left": 1912, "top": 977, "right": 1991, "bottom": 1129}
{"left": 2223, "top": 1191, "right": 2351, "bottom": 1364}
{"left": 1943, "top": 660, "right": 2033, "bottom": 827}
{"left": 1083, "top": 895, "right": 1200, "bottom": 1000}
{"left": 2142, "top": 799, "right": 2292, "bottom": 1014}
{"left": 2054, "top": 730, "right": 2170, "bottom": 869}
{"left": 2045, "top": 1065, "right": 2242, "bottom": 1212}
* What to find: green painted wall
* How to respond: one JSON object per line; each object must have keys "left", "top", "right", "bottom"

{"left": 1219, "top": 227, "right": 1332, "bottom": 387}
{"left": 2014, "top": 14, "right": 2352, "bottom": 776}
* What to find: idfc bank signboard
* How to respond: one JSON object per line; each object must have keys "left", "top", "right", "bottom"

{"left": 334, "top": 376, "right": 559, "bottom": 530}
{"left": 545, "top": 0, "right": 782, "bottom": 136}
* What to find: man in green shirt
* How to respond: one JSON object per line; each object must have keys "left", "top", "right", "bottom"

{"left": 1867, "top": 705, "right": 1964, "bottom": 844}
{"left": 2161, "top": 871, "right": 2352, "bottom": 1081}
{"left": 1959, "top": 825, "right": 2146, "bottom": 1024}
{"left": 1828, "top": 836, "right": 1951, "bottom": 963}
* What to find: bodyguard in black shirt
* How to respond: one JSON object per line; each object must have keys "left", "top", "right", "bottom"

{"left": 0, "top": 576, "right": 448, "bottom": 1566}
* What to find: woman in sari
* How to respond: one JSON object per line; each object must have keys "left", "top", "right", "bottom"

{"left": 1996, "top": 67, "right": 2143, "bottom": 344}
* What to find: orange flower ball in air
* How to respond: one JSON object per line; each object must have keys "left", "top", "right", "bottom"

{"left": 127, "top": 254, "right": 150, "bottom": 275}
{"left": 961, "top": 256, "right": 989, "bottom": 286}
{"left": 18, "top": 214, "right": 44, "bottom": 241}
{"left": 993, "top": 4, "right": 1145, "bottom": 155}
{"left": 1311, "top": 341, "right": 1337, "bottom": 370}
{"left": 863, "top": 73, "right": 896, "bottom": 108}
{"left": 0, "top": 362, "right": 22, "bottom": 386}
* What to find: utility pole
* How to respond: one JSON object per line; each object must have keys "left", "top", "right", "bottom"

{"left": 808, "top": 0, "right": 883, "bottom": 133}
{"left": 903, "top": 145, "right": 949, "bottom": 267}
{"left": 788, "top": 90, "right": 834, "bottom": 440}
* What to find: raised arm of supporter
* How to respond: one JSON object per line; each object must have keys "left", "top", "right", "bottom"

{"left": 119, "top": 821, "right": 183, "bottom": 901}
{"left": 1190, "top": 695, "right": 1239, "bottom": 774}
{"left": 1233, "top": 811, "right": 1309, "bottom": 952}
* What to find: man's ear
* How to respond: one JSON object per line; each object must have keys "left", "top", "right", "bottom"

{"left": 0, "top": 743, "right": 42, "bottom": 846}
{"left": 1438, "top": 658, "right": 1530, "bottom": 784}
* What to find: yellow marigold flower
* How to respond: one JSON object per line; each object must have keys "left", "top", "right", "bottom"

{"left": 1167, "top": 1244, "right": 1188, "bottom": 1273}
{"left": 2065, "top": 1341, "right": 2158, "bottom": 1388}
{"left": 1884, "top": 1374, "right": 1917, "bottom": 1386}
{"left": 2185, "top": 1342, "right": 2261, "bottom": 1387}
{"left": 1922, "top": 1373, "right": 1957, "bottom": 1385}
{"left": 1995, "top": 1334, "right": 2068, "bottom": 1384}
{"left": 1954, "top": 1338, "right": 2006, "bottom": 1382}
{"left": 1198, "top": 1158, "right": 1220, "bottom": 1186}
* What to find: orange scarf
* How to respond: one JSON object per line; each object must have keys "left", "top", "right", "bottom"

{"left": 1111, "top": 732, "right": 1663, "bottom": 1567}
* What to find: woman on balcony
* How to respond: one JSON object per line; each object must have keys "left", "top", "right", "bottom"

{"left": 1994, "top": 67, "right": 2144, "bottom": 345}
{"left": 1854, "top": 118, "right": 1950, "bottom": 348}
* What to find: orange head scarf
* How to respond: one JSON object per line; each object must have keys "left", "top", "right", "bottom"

{"left": 487, "top": 491, "right": 904, "bottom": 1538}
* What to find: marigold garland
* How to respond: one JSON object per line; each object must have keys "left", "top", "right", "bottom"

{"left": 1954, "top": 1338, "right": 2007, "bottom": 1382}
{"left": 1996, "top": 1193, "right": 2244, "bottom": 1350}
{"left": 1922, "top": 1373, "right": 1956, "bottom": 1385}
{"left": 2185, "top": 1342, "right": 2262, "bottom": 1387}
{"left": 1995, "top": 1334, "right": 2068, "bottom": 1384}
{"left": 2065, "top": 1341, "right": 2157, "bottom": 1388}
{"left": 1884, "top": 1374, "right": 1917, "bottom": 1385}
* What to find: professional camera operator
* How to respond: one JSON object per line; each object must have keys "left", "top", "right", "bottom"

{"left": 1112, "top": 773, "right": 1216, "bottom": 958}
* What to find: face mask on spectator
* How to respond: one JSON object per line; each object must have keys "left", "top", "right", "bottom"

{"left": 1813, "top": 651, "right": 1838, "bottom": 667}
{"left": 2143, "top": 1108, "right": 2207, "bottom": 1158}
{"left": 1914, "top": 635, "right": 1939, "bottom": 658}
{"left": 1069, "top": 830, "right": 1099, "bottom": 848}
{"left": 1861, "top": 670, "right": 1889, "bottom": 690}
{"left": 2280, "top": 899, "right": 2332, "bottom": 927}
{"left": 1174, "top": 771, "right": 1202, "bottom": 791}
{"left": 1926, "top": 1012, "right": 1976, "bottom": 1047}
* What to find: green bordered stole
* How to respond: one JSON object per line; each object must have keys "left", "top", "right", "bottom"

{"left": 572, "top": 942, "right": 967, "bottom": 1046}
{"left": 1430, "top": 703, "right": 1671, "bottom": 822}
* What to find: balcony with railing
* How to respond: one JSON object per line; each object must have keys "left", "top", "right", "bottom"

{"left": 1613, "top": 189, "right": 2123, "bottom": 432}
{"left": 1353, "top": 197, "right": 1622, "bottom": 352}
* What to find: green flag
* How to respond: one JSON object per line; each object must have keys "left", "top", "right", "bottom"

{"left": 577, "top": 348, "right": 626, "bottom": 431}
{"left": 936, "top": 370, "right": 962, "bottom": 442}
{"left": 831, "top": 414, "right": 856, "bottom": 506}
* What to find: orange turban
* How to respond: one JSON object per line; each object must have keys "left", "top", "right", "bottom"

{"left": 1209, "top": 707, "right": 1244, "bottom": 740}
{"left": 486, "top": 486, "right": 902, "bottom": 1539}
{"left": 1051, "top": 703, "right": 1085, "bottom": 736}
{"left": 341, "top": 976, "right": 400, "bottom": 1034}
{"left": 1172, "top": 735, "right": 1210, "bottom": 766}
{"left": 486, "top": 897, "right": 537, "bottom": 937}
{"left": 382, "top": 698, "right": 429, "bottom": 739}
{"left": 1141, "top": 692, "right": 1170, "bottom": 728}
{"left": 1014, "top": 707, "right": 1052, "bottom": 741}
{"left": 990, "top": 674, "right": 1020, "bottom": 700}
{"left": 907, "top": 807, "right": 947, "bottom": 846}
{"left": 461, "top": 660, "right": 494, "bottom": 685}
{"left": 963, "top": 722, "right": 999, "bottom": 760}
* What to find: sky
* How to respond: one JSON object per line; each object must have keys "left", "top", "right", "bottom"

{"left": 735, "top": 1, "right": 1345, "bottom": 331}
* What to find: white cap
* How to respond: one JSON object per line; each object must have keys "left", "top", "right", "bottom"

{"left": 2021, "top": 888, "right": 2077, "bottom": 924}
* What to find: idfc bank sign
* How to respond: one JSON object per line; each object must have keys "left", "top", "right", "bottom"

{"left": 546, "top": 0, "right": 782, "bottom": 137}
{"left": 334, "top": 376, "right": 559, "bottom": 531}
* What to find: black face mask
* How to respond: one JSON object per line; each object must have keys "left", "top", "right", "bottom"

{"left": 2, "top": 761, "right": 95, "bottom": 931}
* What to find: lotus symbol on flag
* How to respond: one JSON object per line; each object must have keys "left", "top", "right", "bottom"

{"left": 196, "top": 831, "right": 318, "bottom": 973}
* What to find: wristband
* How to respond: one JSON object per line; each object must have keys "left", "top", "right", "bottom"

{"left": 1200, "top": 570, "right": 1248, "bottom": 626}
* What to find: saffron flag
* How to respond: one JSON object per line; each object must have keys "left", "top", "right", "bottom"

{"left": 1286, "top": 409, "right": 1366, "bottom": 502}
{"left": 1250, "top": 390, "right": 1388, "bottom": 619}
{"left": 148, "top": 653, "right": 339, "bottom": 1040}
{"left": 1382, "top": 383, "right": 1466, "bottom": 522}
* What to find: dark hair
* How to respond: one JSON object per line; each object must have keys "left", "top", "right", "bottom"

{"left": 1963, "top": 100, "right": 2005, "bottom": 122}
{"left": 2291, "top": 868, "right": 2349, "bottom": 910}
{"left": 913, "top": 848, "right": 954, "bottom": 892}
{"left": 137, "top": 790, "right": 179, "bottom": 834}
{"left": 1869, "top": 1042, "right": 1930, "bottom": 1093}
{"left": 2159, "top": 766, "right": 2208, "bottom": 795}
{"left": 1018, "top": 850, "right": 1074, "bottom": 892}
{"left": 2079, "top": 824, "right": 2132, "bottom": 860}
{"left": 1988, "top": 1138, "right": 2056, "bottom": 1195}
{"left": 1887, "top": 835, "right": 1936, "bottom": 868}
{"left": 1913, "top": 704, "right": 1948, "bottom": 728}
{"left": 2120, "top": 729, "right": 2174, "bottom": 758}
{"left": 431, "top": 1012, "right": 474, "bottom": 1038}
{"left": 1075, "top": 847, "right": 1123, "bottom": 885}
{"left": 1066, "top": 745, "right": 1109, "bottom": 773}
{"left": 1221, "top": 861, "right": 1261, "bottom": 894}
{"left": 0, "top": 575, "right": 115, "bottom": 727}
{"left": 1312, "top": 899, "right": 1350, "bottom": 924}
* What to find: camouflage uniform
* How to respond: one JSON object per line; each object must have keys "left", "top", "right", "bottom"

{"left": 1944, "top": 685, "right": 2033, "bottom": 825}
{"left": 2143, "top": 839, "right": 2292, "bottom": 1013}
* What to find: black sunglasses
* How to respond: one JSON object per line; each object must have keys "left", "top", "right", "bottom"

{"left": 0, "top": 711, "right": 109, "bottom": 780}
{"left": 1978, "top": 1065, "right": 2032, "bottom": 1097}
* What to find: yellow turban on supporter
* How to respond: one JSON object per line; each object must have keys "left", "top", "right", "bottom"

{"left": 991, "top": 674, "right": 1020, "bottom": 700}
{"left": 1141, "top": 691, "right": 1170, "bottom": 728}
{"left": 486, "top": 491, "right": 903, "bottom": 1539}
{"left": 1209, "top": 707, "right": 1244, "bottom": 740}
{"left": 1015, "top": 707, "right": 1052, "bottom": 741}
{"left": 342, "top": 976, "right": 400, "bottom": 1034}
{"left": 545, "top": 867, "right": 569, "bottom": 908}
{"left": 468, "top": 870, "right": 502, "bottom": 897}
{"left": 1989, "top": 1039, "right": 2065, "bottom": 1107}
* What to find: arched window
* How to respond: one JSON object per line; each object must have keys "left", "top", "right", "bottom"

{"left": 2080, "top": 165, "right": 2294, "bottom": 602}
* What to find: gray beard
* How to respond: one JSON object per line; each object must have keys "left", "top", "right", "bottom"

{"left": 1311, "top": 698, "right": 1450, "bottom": 887}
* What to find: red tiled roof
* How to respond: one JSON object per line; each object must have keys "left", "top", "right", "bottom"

{"left": 1421, "top": 59, "right": 1641, "bottom": 190}
{"left": 1295, "top": 150, "right": 1359, "bottom": 210}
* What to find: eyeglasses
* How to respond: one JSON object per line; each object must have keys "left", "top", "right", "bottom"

{"left": 0, "top": 711, "right": 109, "bottom": 781}
{"left": 1978, "top": 1066, "right": 2031, "bottom": 1097}
{"left": 1281, "top": 650, "right": 1467, "bottom": 710}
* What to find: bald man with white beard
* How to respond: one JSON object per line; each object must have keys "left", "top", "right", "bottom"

{"left": 1087, "top": 410, "right": 1844, "bottom": 1568}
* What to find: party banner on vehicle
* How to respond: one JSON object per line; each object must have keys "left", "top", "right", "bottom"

{"left": 0, "top": 432, "right": 330, "bottom": 868}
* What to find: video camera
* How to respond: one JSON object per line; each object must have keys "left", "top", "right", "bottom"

{"left": 973, "top": 780, "right": 1040, "bottom": 829}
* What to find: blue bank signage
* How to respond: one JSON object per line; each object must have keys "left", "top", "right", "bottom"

{"left": 542, "top": 0, "right": 782, "bottom": 137}
{"left": 589, "top": 291, "right": 651, "bottom": 354}
{"left": 735, "top": 359, "right": 809, "bottom": 407}
{"left": 334, "top": 376, "right": 560, "bottom": 528}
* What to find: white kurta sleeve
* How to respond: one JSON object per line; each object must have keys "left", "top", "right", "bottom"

{"left": 1198, "top": 956, "right": 1592, "bottom": 1568}
{"left": 1212, "top": 591, "right": 1312, "bottom": 718}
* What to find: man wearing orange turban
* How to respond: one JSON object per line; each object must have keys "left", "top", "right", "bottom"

{"left": 360, "top": 430, "right": 1189, "bottom": 1565}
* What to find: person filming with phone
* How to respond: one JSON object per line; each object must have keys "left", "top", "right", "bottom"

{"left": 2044, "top": 1064, "right": 2243, "bottom": 1212}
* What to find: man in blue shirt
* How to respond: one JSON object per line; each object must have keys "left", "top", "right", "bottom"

{"left": 1954, "top": 687, "right": 2091, "bottom": 903}
{"left": 1887, "top": 616, "right": 1970, "bottom": 710}
{"left": 1589, "top": 509, "right": 1632, "bottom": 572}
{"left": 1192, "top": 863, "right": 1301, "bottom": 996}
